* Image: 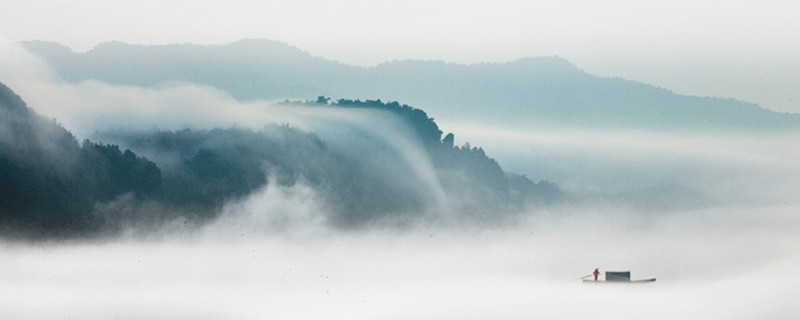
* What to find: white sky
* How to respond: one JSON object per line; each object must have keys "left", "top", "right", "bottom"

{"left": 2, "top": 0, "right": 799, "bottom": 113}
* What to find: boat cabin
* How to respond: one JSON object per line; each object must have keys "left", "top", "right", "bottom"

{"left": 605, "top": 271, "right": 631, "bottom": 282}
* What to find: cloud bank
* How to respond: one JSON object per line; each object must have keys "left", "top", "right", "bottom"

{"left": 2, "top": 204, "right": 799, "bottom": 319}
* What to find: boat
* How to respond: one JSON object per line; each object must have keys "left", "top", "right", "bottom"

{"left": 582, "top": 271, "right": 656, "bottom": 283}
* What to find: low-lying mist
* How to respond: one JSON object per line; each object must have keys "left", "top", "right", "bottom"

{"left": 2, "top": 202, "right": 799, "bottom": 319}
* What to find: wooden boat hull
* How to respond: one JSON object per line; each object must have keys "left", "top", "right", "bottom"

{"left": 583, "top": 278, "right": 656, "bottom": 283}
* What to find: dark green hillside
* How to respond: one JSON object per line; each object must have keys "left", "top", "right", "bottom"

{"left": 1, "top": 82, "right": 561, "bottom": 238}
{"left": 0, "top": 82, "right": 161, "bottom": 237}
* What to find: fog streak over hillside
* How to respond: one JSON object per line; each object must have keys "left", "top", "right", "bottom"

{"left": 270, "top": 105, "right": 450, "bottom": 217}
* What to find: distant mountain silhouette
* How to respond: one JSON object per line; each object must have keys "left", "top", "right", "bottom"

{"left": 22, "top": 39, "right": 800, "bottom": 130}
{"left": 22, "top": 39, "right": 348, "bottom": 100}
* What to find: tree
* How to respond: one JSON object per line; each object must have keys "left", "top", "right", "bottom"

{"left": 442, "top": 133, "right": 455, "bottom": 148}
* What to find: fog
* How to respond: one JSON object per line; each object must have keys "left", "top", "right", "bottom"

{"left": 0, "top": 45, "right": 265, "bottom": 139}
{"left": 2, "top": 203, "right": 799, "bottom": 319}
{"left": 440, "top": 121, "right": 800, "bottom": 206}
{"left": 2, "top": 43, "right": 800, "bottom": 318}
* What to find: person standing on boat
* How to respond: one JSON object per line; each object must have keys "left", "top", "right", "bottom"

{"left": 593, "top": 268, "right": 600, "bottom": 281}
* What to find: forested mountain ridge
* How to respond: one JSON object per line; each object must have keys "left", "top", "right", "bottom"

{"left": 22, "top": 40, "right": 800, "bottom": 131}
{"left": 1, "top": 83, "right": 561, "bottom": 238}
{"left": 0, "top": 82, "right": 161, "bottom": 236}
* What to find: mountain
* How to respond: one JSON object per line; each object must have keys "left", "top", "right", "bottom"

{"left": 21, "top": 39, "right": 350, "bottom": 100}
{"left": 0, "top": 82, "right": 562, "bottom": 238}
{"left": 0, "top": 82, "right": 161, "bottom": 237}
{"left": 22, "top": 40, "right": 800, "bottom": 130}
{"left": 98, "top": 98, "right": 563, "bottom": 227}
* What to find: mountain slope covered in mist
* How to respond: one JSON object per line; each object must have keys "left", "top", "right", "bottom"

{"left": 22, "top": 40, "right": 800, "bottom": 130}
{"left": 0, "top": 83, "right": 560, "bottom": 238}
{"left": 0, "top": 82, "right": 161, "bottom": 236}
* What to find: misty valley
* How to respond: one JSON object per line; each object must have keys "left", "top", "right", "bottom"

{"left": 1, "top": 41, "right": 799, "bottom": 319}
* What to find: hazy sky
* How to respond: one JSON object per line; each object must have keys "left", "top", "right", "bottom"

{"left": 2, "top": 0, "right": 799, "bottom": 113}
